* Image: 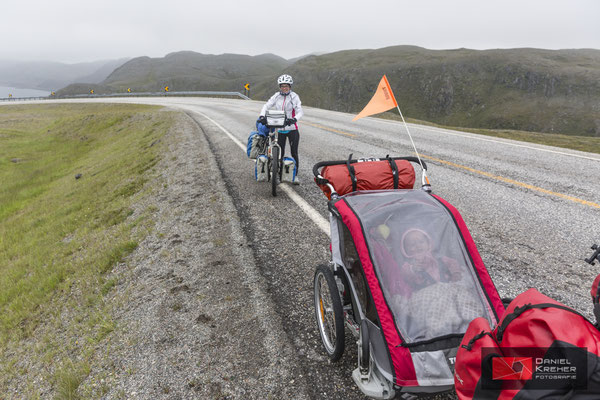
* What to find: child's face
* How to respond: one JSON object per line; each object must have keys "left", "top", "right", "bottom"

{"left": 404, "top": 230, "right": 430, "bottom": 256}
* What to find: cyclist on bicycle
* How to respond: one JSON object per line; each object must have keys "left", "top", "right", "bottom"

{"left": 258, "top": 74, "right": 304, "bottom": 184}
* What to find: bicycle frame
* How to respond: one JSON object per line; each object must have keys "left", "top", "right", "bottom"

{"left": 267, "top": 131, "right": 281, "bottom": 174}
{"left": 258, "top": 129, "right": 282, "bottom": 181}
{"left": 258, "top": 109, "right": 287, "bottom": 196}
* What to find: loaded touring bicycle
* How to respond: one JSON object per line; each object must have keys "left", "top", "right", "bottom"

{"left": 247, "top": 110, "right": 297, "bottom": 196}
{"left": 312, "top": 155, "right": 506, "bottom": 399}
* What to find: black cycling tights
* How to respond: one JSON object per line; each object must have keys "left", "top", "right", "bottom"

{"left": 278, "top": 129, "right": 300, "bottom": 170}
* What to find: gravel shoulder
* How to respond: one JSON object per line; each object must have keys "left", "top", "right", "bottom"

{"left": 86, "top": 110, "right": 309, "bottom": 399}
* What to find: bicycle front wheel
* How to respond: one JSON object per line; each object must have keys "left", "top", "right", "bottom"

{"left": 270, "top": 146, "right": 279, "bottom": 197}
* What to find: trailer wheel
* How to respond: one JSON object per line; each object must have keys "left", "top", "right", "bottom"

{"left": 359, "top": 318, "right": 370, "bottom": 373}
{"left": 314, "top": 264, "right": 345, "bottom": 361}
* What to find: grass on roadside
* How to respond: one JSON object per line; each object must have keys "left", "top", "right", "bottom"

{"left": 0, "top": 103, "right": 173, "bottom": 398}
{"left": 377, "top": 111, "right": 600, "bottom": 155}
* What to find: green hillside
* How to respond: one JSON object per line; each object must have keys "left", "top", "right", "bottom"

{"left": 58, "top": 52, "right": 290, "bottom": 95}
{"left": 58, "top": 47, "right": 600, "bottom": 136}
{"left": 271, "top": 46, "right": 600, "bottom": 136}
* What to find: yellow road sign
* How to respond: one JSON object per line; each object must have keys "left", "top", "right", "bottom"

{"left": 244, "top": 83, "right": 250, "bottom": 90}
{"left": 8, "top": 94, "right": 12, "bottom": 98}
{"left": 51, "top": 91, "right": 55, "bottom": 96}
{"left": 127, "top": 88, "right": 131, "bottom": 93}
{"left": 90, "top": 89, "right": 94, "bottom": 94}
{"left": 164, "top": 86, "right": 169, "bottom": 92}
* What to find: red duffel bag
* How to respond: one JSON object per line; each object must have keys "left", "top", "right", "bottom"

{"left": 315, "top": 155, "right": 415, "bottom": 199}
{"left": 455, "top": 288, "right": 600, "bottom": 399}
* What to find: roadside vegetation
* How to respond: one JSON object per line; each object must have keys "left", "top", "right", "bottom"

{"left": 0, "top": 103, "right": 172, "bottom": 398}
{"left": 378, "top": 112, "right": 600, "bottom": 155}
{"left": 448, "top": 125, "right": 600, "bottom": 155}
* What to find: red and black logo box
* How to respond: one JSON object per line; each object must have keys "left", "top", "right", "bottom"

{"left": 480, "top": 345, "right": 589, "bottom": 391}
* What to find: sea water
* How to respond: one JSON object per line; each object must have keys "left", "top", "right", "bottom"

{"left": 0, "top": 86, "right": 51, "bottom": 99}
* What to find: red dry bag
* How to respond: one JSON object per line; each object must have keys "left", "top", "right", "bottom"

{"left": 455, "top": 288, "right": 600, "bottom": 399}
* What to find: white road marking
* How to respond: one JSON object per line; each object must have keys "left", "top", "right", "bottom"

{"left": 280, "top": 185, "right": 330, "bottom": 236}
{"left": 195, "top": 111, "right": 246, "bottom": 152}
{"left": 194, "top": 111, "right": 330, "bottom": 237}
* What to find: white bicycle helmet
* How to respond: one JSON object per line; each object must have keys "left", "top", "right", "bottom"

{"left": 277, "top": 74, "right": 293, "bottom": 86}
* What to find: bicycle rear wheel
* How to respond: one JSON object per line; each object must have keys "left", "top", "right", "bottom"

{"left": 270, "top": 146, "right": 279, "bottom": 197}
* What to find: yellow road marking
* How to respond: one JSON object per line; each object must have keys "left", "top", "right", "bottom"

{"left": 304, "top": 121, "right": 599, "bottom": 210}
{"left": 420, "top": 154, "right": 600, "bottom": 209}
{"left": 303, "top": 121, "right": 356, "bottom": 137}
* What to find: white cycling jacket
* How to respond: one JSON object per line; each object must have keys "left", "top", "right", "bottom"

{"left": 260, "top": 91, "right": 304, "bottom": 131}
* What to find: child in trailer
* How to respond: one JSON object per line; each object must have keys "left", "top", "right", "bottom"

{"left": 371, "top": 226, "right": 463, "bottom": 297}
{"left": 372, "top": 223, "right": 485, "bottom": 340}
{"left": 397, "top": 228, "right": 485, "bottom": 339}
{"left": 399, "top": 228, "right": 463, "bottom": 290}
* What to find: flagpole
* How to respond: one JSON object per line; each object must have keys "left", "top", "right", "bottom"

{"left": 394, "top": 104, "right": 431, "bottom": 190}
{"left": 351, "top": 74, "right": 431, "bottom": 191}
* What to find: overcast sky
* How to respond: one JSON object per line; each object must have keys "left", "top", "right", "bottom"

{"left": 4, "top": 0, "right": 599, "bottom": 64}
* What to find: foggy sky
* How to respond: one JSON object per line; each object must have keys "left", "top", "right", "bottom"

{"left": 4, "top": 0, "right": 599, "bottom": 64}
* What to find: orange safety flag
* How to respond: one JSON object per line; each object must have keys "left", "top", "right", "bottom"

{"left": 352, "top": 75, "right": 398, "bottom": 121}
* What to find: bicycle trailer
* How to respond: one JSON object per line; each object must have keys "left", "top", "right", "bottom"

{"left": 312, "top": 155, "right": 505, "bottom": 399}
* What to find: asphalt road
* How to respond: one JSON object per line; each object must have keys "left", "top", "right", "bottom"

{"left": 8, "top": 97, "right": 600, "bottom": 399}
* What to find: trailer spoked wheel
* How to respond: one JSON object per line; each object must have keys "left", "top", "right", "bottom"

{"left": 314, "top": 264, "right": 345, "bottom": 361}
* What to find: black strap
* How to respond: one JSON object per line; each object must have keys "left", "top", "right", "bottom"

{"left": 496, "top": 303, "right": 590, "bottom": 343}
{"left": 315, "top": 177, "right": 330, "bottom": 186}
{"left": 594, "top": 304, "right": 600, "bottom": 329}
{"left": 346, "top": 153, "right": 357, "bottom": 192}
{"left": 461, "top": 330, "right": 496, "bottom": 351}
{"left": 396, "top": 333, "right": 464, "bottom": 350}
{"left": 385, "top": 154, "right": 399, "bottom": 189}
{"left": 594, "top": 280, "right": 600, "bottom": 304}
{"left": 559, "top": 387, "right": 575, "bottom": 400}
{"left": 592, "top": 278, "right": 600, "bottom": 328}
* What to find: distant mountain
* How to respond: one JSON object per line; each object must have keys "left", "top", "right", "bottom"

{"left": 287, "top": 52, "right": 328, "bottom": 64}
{"left": 264, "top": 46, "right": 600, "bottom": 136}
{"left": 58, "top": 52, "right": 291, "bottom": 95}
{"left": 73, "top": 59, "right": 131, "bottom": 85}
{"left": 0, "top": 58, "right": 129, "bottom": 91}
{"left": 58, "top": 47, "right": 600, "bottom": 136}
